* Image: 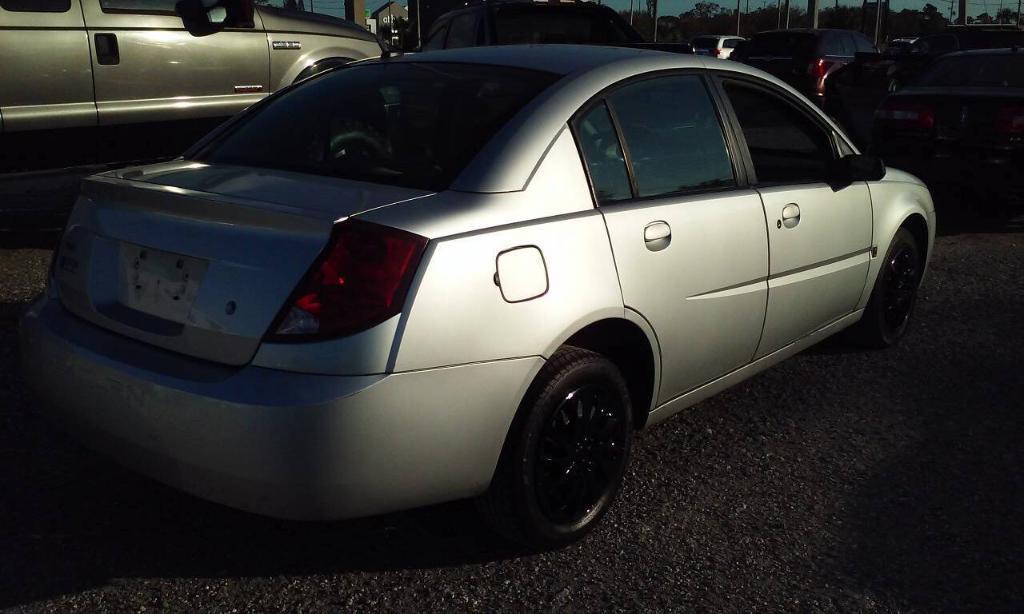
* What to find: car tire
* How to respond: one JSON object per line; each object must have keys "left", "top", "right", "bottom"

{"left": 848, "top": 228, "right": 922, "bottom": 348}
{"left": 476, "top": 346, "right": 633, "bottom": 549}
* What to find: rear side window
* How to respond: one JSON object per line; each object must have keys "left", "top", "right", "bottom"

{"left": 445, "top": 13, "right": 479, "bottom": 49}
{"left": 194, "top": 63, "right": 558, "bottom": 191}
{"left": 1, "top": 0, "right": 70, "bottom": 11}
{"left": 575, "top": 103, "right": 632, "bottom": 204}
{"left": 723, "top": 81, "right": 835, "bottom": 184}
{"left": 918, "top": 54, "right": 1024, "bottom": 88}
{"left": 494, "top": 6, "right": 636, "bottom": 45}
{"left": 607, "top": 75, "right": 734, "bottom": 198}
{"left": 852, "top": 33, "right": 876, "bottom": 53}
{"left": 747, "top": 32, "right": 817, "bottom": 58}
{"left": 692, "top": 37, "right": 718, "bottom": 50}
{"left": 723, "top": 38, "right": 740, "bottom": 49}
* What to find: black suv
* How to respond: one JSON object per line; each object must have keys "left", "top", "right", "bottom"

{"left": 734, "top": 29, "right": 876, "bottom": 108}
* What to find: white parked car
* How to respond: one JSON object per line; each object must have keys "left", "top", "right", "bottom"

{"left": 22, "top": 46, "right": 935, "bottom": 548}
{"left": 691, "top": 35, "right": 746, "bottom": 59}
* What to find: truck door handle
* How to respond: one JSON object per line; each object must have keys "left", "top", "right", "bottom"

{"left": 779, "top": 203, "right": 801, "bottom": 229}
{"left": 95, "top": 33, "right": 119, "bottom": 65}
{"left": 644, "top": 221, "right": 671, "bottom": 252}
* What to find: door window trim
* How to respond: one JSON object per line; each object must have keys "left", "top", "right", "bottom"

{"left": 568, "top": 68, "right": 750, "bottom": 208}
{"left": 711, "top": 72, "right": 843, "bottom": 188}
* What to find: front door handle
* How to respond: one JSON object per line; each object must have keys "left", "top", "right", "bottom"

{"left": 644, "top": 221, "right": 671, "bottom": 252}
{"left": 95, "top": 33, "right": 119, "bottom": 65}
{"left": 779, "top": 203, "right": 801, "bottom": 229}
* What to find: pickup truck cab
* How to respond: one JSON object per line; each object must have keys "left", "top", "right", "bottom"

{"left": 0, "top": 0, "right": 381, "bottom": 171}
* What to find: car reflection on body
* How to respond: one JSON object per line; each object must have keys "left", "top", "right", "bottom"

{"left": 21, "top": 46, "right": 934, "bottom": 547}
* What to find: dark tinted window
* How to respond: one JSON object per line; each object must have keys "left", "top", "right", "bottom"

{"left": 99, "top": 0, "right": 176, "bottom": 11}
{"left": 422, "top": 22, "right": 448, "bottom": 50}
{"left": 575, "top": 103, "right": 632, "bottom": 204}
{"left": 609, "top": 76, "right": 734, "bottom": 198}
{"left": 747, "top": 32, "right": 818, "bottom": 57}
{"left": 918, "top": 54, "right": 1024, "bottom": 88}
{"left": 723, "top": 38, "right": 740, "bottom": 48}
{"left": 822, "top": 32, "right": 847, "bottom": 55}
{"left": 911, "top": 34, "right": 955, "bottom": 55}
{"left": 445, "top": 13, "right": 479, "bottom": 49}
{"left": 494, "top": 6, "right": 637, "bottom": 45}
{"left": 1, "top": 0, "right": 70, "bottom": 11}
{"left": 195, "top": 63, "right": 557, "bottom": 191}
{"left": 724, "top": 82, "right": 834, "bottom": 184}
{"left": 852, "top": 32, "right": 876, "bottom": 52}
{"left": 692, "top": 37, "right": 718, "bottom": 49}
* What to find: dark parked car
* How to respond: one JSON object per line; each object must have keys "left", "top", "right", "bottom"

{"left": 733, "top": 28, "right": 876, "bottom": 108}
{"left": 826, "top": 27, "right": 1024, "bottom": 147}
{"left": 419, "top": 1, "right": 693, "bottom": 54}
{"left": 872, "top": 49, "right": 1024, "bottom": 211}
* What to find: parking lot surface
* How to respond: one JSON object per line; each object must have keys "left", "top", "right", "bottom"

{"left": 1, "top": 216, "right": 1022, "bottom": 612}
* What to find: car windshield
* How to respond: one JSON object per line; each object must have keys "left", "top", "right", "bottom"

{"left": 917, "top": 54, "right": 1024, "bottom": 88}
{"left": 191, "top": 62, "right": 558, "bottom": 191}
{"left": 746, "top": 32, "right": 817, "bottom": 57}
{"left": 692, "top": 37, "right": 718, "bottom": 49}
{"left": 494, "top": 6, "right": 639, "bottom": 45}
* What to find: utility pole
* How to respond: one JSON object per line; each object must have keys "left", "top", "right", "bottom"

{"left": 777, "top": 0, "right": 783, "bottom": 27}
{"left": 808, "top": 0, "right": 818, "bottom": 27}
{"left": 652, "top": 0, "right": 659, "bottom": 41}
{"left": 784, "top": 0, "right": 791, "bottom": 27}
{"left": 958, "top": 0, "right": 967, "bottom": 23}
{"left": 737, "top": 0, "right": 742, "bottom": 34}
{"left": 873, "top": 0, "right": 883, "bottom": 45}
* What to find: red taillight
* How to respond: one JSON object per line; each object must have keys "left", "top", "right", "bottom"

{"left": 875, "top": 98, "right": 936, "bottom": 130}
{"left": 808, "top": 58, "right": 834, "bottom": 80}
{"left": 712, "top": 47, "right": 721, "bottom": 57}
{"left": 994, "top": 105, "right": 1024, "bottom": 135}
{"left": 269, "top": 219, "right": 428, "bottom": 340}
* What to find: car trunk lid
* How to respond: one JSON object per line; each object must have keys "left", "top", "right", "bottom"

{"left": 54, "top": 163, "right": 434, "bottom": 366}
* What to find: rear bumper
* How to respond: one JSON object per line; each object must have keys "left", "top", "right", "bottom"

{"left": 20, "top": 297, "right": 541, "bottom": 520}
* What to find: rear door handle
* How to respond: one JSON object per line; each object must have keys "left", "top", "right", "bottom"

{"left": 644, "top": 221, "right": 671, "bottom": 252}
{"left": 95, "top": 33, "right": 119, "bottom": 65}
{"left": 779, "top": 203, "right": 801, "bottom": 229}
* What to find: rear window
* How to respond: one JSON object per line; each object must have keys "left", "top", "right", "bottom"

{"left": 193, "top": 63, "right": 558, "bottom": 191}
{"left": 747, "top": 32, "right": 818, "bottom": 58}
{"left": 494, "top": 6, "right": 638, "bottom": 45}
{"left": 692, "top": 37, "right": 718, "bottom": 49}
{"left": 917, "top": 54, "right": 1024, "bottom": 88}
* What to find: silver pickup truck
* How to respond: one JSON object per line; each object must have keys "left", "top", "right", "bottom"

{"left": 0, "top": 0, "right": 381, "bottom": 134}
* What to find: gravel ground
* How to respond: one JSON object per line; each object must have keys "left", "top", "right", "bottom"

{"left": 1, "top": 218, "right": 1022, "bottom": 613}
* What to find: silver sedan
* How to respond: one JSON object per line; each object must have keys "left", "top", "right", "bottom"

{"left": 21, "top": 45, "right": 935, "bottom": 547}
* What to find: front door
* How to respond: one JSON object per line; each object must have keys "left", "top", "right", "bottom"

{"left": 81, "top": 0, "right": 269, "bottom": 126}
{"left": 574, "top": 74, "right": 769, "bottom": 404}
{"left": 718, "top": 78, "right": 872, "bottom": 358}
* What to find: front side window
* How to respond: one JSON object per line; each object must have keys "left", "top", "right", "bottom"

{"left": 421, "top": 22, "right": 448, "bottom": 50}
{"left": 575, "top": 102, "right": 632, "bottom": 204}
{"left": 607, "top": 75, "right": 734, "bottom": 198}
{"left": 723, "top": 81, "right": 835, "bottom": 185}
{"left": 445, "top": 13, "right": 479, "bottom": 49}
{"left": 1, "top": 0, "right": 70, "bottom": 11}
{"left": 193, "top": 62, "right": 557, "bottom": 191}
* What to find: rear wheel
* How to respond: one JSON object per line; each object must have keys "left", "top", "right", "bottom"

{"left": 477, "top": 347, "right": 633, "bottom": 548}
{"left": 848, "top": 228, "right": 922, "bottom": 348}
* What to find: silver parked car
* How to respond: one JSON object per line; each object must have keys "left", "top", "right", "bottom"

{"left": 21, "top": 46, "right": 935, "bottom": 547}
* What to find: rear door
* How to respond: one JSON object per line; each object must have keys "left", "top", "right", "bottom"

{"left": 718, "top": 76, "right": 872, "bottom": 358}
{"left": 0, "top": 0, "right": 95, "bottom": 132}
{"left": 81, "top": 0, "right": 269, "bottom": 126}
{"left": 576, "top": 73, "right": 769, "bottom": 403}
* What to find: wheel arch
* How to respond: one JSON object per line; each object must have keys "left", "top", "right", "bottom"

{"left": 555, "top": 314, "right": 661, "bottom": 430}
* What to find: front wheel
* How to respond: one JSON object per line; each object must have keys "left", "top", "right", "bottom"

{"left": 848, "top": 228, "right": 922, "bottom": 348}
{"left": 477, "top": 347, "right": 633, "bottom": 548}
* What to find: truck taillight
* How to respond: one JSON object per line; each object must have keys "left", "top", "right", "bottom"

{"left": 994, "top": 105, "right": 1024, "bottom": 135}
{"left": 875, "top": 98, "right": 935, "bottom": 130}
{"left": 712, "top": 47, "right": 721, "bottom": 57}
{"left": 268, "top": 219, "right": 427, "bottom": 340}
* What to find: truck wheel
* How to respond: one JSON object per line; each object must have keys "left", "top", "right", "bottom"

{"left": 477, "top": 346, "right": 633, "bottom": 548}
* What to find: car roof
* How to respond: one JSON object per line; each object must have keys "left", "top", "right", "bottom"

{"left": 389, "top": 44, "right": 705, "bottom": 76}
{"left": 943, "top": 47, "right": 1024, "bottom": 57}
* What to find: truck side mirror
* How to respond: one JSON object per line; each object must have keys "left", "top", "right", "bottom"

{"left": 175, "top": 0, "right": 253, "bottom": 35}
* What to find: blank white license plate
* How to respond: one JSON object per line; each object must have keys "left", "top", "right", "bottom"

{"left": 117, "top": 242, "right": 207, "bottom": 323}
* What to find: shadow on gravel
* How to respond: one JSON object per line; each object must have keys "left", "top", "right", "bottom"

{"left": 824, "top": 295, "right": 1024, "bottom": 611}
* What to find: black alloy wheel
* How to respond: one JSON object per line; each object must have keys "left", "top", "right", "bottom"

{"left": 477, "top": 346, "right": 634, "bottom": 548}
{"left": 848, "top": 228, "right": 922, "bottom": 348}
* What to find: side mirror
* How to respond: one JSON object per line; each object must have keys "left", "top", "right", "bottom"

{"left": 835, "top": 154, "right": 886, "bottom": 184}
{"left": 176, "top": 0, "right": 252, "bottom": 35}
